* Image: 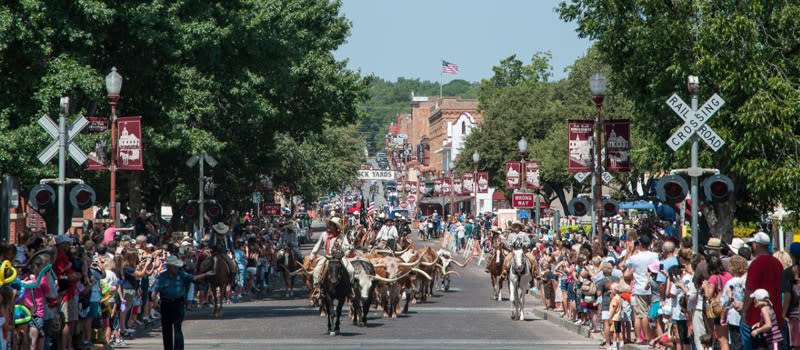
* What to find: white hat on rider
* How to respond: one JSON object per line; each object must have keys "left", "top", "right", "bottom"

{"left": 165, "top": 255, "right": 184, "bottom": 267}
{"left": 511, "top": 220, "right": 524, "bottom": 230}
{"left": 326, "top": 217, "right": 343, "bottom": 231}
{"left": 212, "top": 222, "right": 229, "bottom": 234}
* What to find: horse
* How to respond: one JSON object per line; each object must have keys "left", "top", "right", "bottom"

{"left": 275, "top": 245, "right": 303, "bottom": 297}
{"left": 202, "top": 251, "right": 237, "bottom": 317}
{"left": 486, "top": 247, "right": 507, "bottom": 301}
{"left": 508, "top": 248, "right": 532, "bottom": 321}
{"left": 320, "top": 257, "right": 350, "bottom": 336}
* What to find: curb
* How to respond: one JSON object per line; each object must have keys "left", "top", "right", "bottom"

{"left": 528, "top": 289, "right": 648, "bottom": 350}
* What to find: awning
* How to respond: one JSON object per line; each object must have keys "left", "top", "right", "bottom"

{"left": 619, "top": 200, "right": 655, "bottom": 210}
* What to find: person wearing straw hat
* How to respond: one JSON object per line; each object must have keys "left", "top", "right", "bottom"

{"left": 208, "top": 222, "right": 237, "bottom": 278}
{"left": 309, "top": 217, "right": 351, "bottom": 300}
{"left": 500, "top": 221, "right": 535, "bottom": 279}
{"left": 151, "top": 255, "right": 215, "bottom": 350}
{"left": 375, "top": 215, "right": 398, "bottom": 249}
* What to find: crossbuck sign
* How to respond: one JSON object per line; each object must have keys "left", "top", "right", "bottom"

{"left": 666, "top": 93, "right": 725, "bottom": 151}
{"left": 37, "top": 115, "right": 89, "bottom": 165}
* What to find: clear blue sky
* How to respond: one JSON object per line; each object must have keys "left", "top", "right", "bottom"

{"left": 334, "top": 0, "right": 593, "bottom": 84}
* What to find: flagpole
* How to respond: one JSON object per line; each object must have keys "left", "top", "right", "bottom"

{"left": 440, "top": 59, "right": 443, "bottom": 98}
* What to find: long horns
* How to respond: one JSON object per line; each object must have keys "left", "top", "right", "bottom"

{"left": 450, "top": 255, "right": 472, "bottom": 268}
{"left": 398, "top": 253, "right": 423, "bottom": 267}
{"left": 411, "top": 267, "right": 433, "bottom": 280}
{"left": 287, "top": 265, "right": 311, "bottom": 276}
{"left": 373, "top": 268, "right": 413, "bottom": 283}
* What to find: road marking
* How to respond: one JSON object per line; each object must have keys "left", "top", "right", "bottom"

{"left": 131, "top": 338, "right": 599, "bottom": 349}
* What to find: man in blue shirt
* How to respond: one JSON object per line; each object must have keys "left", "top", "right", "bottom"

{"left": 151, "top": 255, "right": 214, "bottom": 350}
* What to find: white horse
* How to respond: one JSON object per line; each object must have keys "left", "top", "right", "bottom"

{"left": 508, "top": 248, "right": 531, "bottom": 320}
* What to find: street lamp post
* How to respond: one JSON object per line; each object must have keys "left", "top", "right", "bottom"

{"left": 472, "top": 151, "right": 480, "bottom": 219}
{"left": 105, "top": 67, "right": 123, "bottom": 227}
{"left": 518, "top": 137, "right": 527, "bottom": 224}
{"left": 590, "top": 70, "right": 606, "bottom": 242}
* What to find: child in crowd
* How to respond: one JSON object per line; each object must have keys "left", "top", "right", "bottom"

{"left": 750, "top": 289, "right": 783, "bottom": 350}
{"left": 608, "top": 282, "right": 623, "bottom": 350}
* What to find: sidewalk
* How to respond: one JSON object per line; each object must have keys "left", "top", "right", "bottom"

{"left": 528, "top": 289, "right": 648, "bottom": 350}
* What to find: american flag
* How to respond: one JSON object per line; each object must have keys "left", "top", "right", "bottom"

{"left": 367, "top": 197, "right": 375, "bottom": 227}
{"left": 442, "top": 60, "right": 459, "bottom": 74}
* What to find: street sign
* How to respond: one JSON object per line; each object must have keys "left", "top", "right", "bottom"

{"left": 666, "top": 93, "right": 725, "bottom": 151}
{"left": 399, "top": 201, "right": 408, "bottom": 209}
{"left": 37, "top": 115, "right": 89, "bottom": 164}
{"left": 574, "top": 172, "right": 590, "bottom": 183}
{"left": 262, "top": 203, "right": 280, "bottom": 216}
{"left": 512, "top": 193, "right": 535, "bottom": 208}
{"left": 252, "top": 191, "right": 262, "bottom": 204}
{"left": 357, "top": 170, "right": 396, "bottom": 181}
{"left": 574, "top": 148, "right": 611, "bottom": 184}
{"left": 407, "top": 194, "right": 416, "bottom": 203}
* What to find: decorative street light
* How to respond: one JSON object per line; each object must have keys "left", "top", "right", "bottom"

{"left": 105, "top": 67, "right": 123, "bottom": 226}
{"left": 472, "top": 151, "right": 480, "bottom": 218}
{"left": 590, "top": 70, "right": 606, "bottom": 241}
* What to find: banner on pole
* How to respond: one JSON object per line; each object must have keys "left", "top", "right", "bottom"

{"left": 85, "top": 117, "right": 109, "bottom": 134}
{"left": 434, "top": 179, "right": 442, "bottom": 195}
{"left": 462, "top": 173, "right": 474, "bottom": 194}
{"left": 477, "top": 172, "right": 489, "bottom": 194}
{"left": 505, "top": 161, "right": 521, "bottom": 189}
{"left": 116, "top": 116, "right": 143, "bottom": 170}
{"left": 441, "top": 178, "right": 452, "bottom": 196}
{"left": 568, "top": 120, "right": 594, "bottom": 173}
{"left": 604, "top": 119, "right": 631, "bottom": 172}
{"left": 86, "top": 139, "right": 108, "bottom": 171}
{"left": 525, "top": 161, "right": 543, "bottom": 190}
{"left": 452, "top": 178, "right": 463, "bottom": 195}
{"left": 405, "top": 181, "right": 417, "bottom": 194}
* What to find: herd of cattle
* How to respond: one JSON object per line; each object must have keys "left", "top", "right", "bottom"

{"left": 275, "top": 237, "right": 470, "bottom": 336}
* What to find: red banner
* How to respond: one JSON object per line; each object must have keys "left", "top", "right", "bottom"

{"left": 85, "top": 117, "right": 109, "bottom": 134}
{"left": 441, "top": 178, "right": 452, "bottom": 195}
{"left": 86, "top": 139, "right": 108, "bottom": 171}
{"left": 462, "top": 173, "right": 474, "bottom": 195}
{"left": 512, "top": 193, "right": 535, "bottom": 208}
{"left": 477, "top": 172, "right": 489, "bottom": 194}
{"left": 117, "top": 116, "right": 143, "bottom": 170}
{"left": 452, "top": 178, "right": 463, "bottom": 195}
{"left": 417, "top": 181, "right": 425, "bottom": 195}
{"left": 262, "top": 203, "right": 280, "bottom": 216}
{"left": 604, "top": 119, "right": 631, "bottom": 172}
{"left": 405, "top": 181, "right": 417, "bottom": 193}
{"left": 568, "top": 120, "right": 594, "bottom": 173}
{"left": 525, "top": 161, "right": 543, "bottom": 190}
{"left": 505, "top": 161, "right": 521, "bottom": 189}
{"left": 434, "top": 179, "right": 442, "bottom": 195}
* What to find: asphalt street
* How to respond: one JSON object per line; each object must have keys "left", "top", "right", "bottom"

{"left": 128, "top": 222, "right": 599, "bottom": 350}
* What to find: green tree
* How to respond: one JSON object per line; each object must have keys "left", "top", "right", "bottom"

{"left": 558, "top": 0, "right": 800, "bottom": 242}
{"left": 0, "top": 0, "right": 369, "bottom": 219}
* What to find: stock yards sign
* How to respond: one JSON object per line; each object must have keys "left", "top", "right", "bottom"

{"left": 357, "top": 170, "right": 396, "bottom": 181}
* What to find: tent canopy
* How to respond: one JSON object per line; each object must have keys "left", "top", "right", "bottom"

{"left": 619, "top": 200, "right": 655, "bottom": 210}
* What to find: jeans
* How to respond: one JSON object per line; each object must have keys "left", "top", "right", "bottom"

{"left": 160, "top": 299, "right": 186, "bottom": 350}
{"left": 740, "top": 321, "right": 752, "bottom": 350}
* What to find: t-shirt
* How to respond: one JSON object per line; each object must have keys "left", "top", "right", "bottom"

{"left": 598, "top": 275, "right": 620, "bottom": 311}
{"left": 122, "top": 266, "right": 139, "bottom": 290}
{"left": 625, "top": 250, "right": 659, "bottom": 295}
{"left": 670, "top": 273, "right": 695, "bottom": 321}
{"left": 53, "top": 249, "right": 75, "bottom": 300}
{"left": 23, "top": 272, "right": 50, "bottom": 318}
{"left": 656, "top": 256, "right": 678, "bottom": 283}
{"left": 610, "top": 295, "right": 622, "bottom": 321}
{"left": 745, "top": 254, "right": 784, "bottom": 326}
{"left": 723, "top": 276, "right": 745, "bottom": 326}
{"left": 781, "top": 266, "right": 800, "bottom": 319}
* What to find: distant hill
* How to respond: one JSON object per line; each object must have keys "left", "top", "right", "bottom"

{"left": 357, "top": 77, "right": 479, "bottom": 155}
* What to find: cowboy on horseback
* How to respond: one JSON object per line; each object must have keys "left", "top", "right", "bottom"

{"left": 278, "top": 220, "right": 302, "bottom": 258}
{"left": 500, "top": 220, "right": 538, "bottom": 280}
{"left": 374, "top": 216, "right": 398, "bottom": 250}
{"left": 208, "top": 222, "right": 237, "bottom": 278}
{"left": 308, "top": 217, "right": 351, "bottom": 301}
{"left": 484, "top": 226, "right": 505, "bottom": 273}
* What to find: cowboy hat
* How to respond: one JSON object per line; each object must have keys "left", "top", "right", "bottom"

{"left": 165, "top": 255, "right": 183, "bottom": 267}
{"left": 705, "top": 237, "right": 723, "bottom": 250}
{"left": 326, "top": 217, "right": 343, "bottom": 231}
{"left": 511, "top": 220, "right": 524, "bottom": 229}
{"left": 728, "top": 238, "right": 745, "bottom": 255}
{"left": 212, "top": 222, "right": 229, "bottom": 234}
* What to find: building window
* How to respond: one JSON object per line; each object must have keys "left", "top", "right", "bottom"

{"left": 461, "top": 122, "right": 466, "bottom": 134}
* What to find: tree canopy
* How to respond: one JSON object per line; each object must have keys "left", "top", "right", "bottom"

{"left": 0, "top": 0, "right": 370, "bottom": 217}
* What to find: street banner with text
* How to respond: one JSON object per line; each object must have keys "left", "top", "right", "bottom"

{"left": 441, "top": 178, "right": 452, "bottom": 195}
{"left": 85, "top": 117, "right": 109, "bottom": 134}
{"left": 453, "top": 178, "right": 463, "bottom": 195}
{"left": 604, "top": 119, "right": 631, "bottom": 172}
{"left": 477, "top": 172, "right": 489, "bottom": 194}
{"left": 116, "top": 116, "right": 143, "bottom": 170}
{"left": 525, "top": 161, "right": 543, "bottom": 190}
{"left": 568, "top": 120, "right": 594, "bottom": 173}
{"left": 505, "top": 161, "right": 521, "bottom": 189}
{"left": 462, "top": 173, "right": 474, "bottom": 194}
{"left": 406, "top": 181, "right": 417, "bottom": 194}
{"left": 434, "top": 179, "right": 442, "bottom": 195}
{"left": 86, "top": 140, "right": 108, "bottom": 171}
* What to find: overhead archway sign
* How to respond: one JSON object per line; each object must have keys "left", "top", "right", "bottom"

{"left": 357, "top": 170, "right": 396, "bottom": 181}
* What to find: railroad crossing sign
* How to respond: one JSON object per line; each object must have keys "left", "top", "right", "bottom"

{"left": 37, "top": 115, "right": 89, "bottom": 164}
{"left": 575, "top": 148, "right": 611, "bottom": 184}
{"left": 665, "top": 93, "right": 725, "bottom": 151}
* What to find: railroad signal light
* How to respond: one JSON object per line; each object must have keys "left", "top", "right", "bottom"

{"left": 568, "top": 197, "right": 590, "bottom": 217}
{"left": 183, "top": 201, "right": 199, "bottom": 219}
{"left": 69, "top": 184, "right": 96, "bottom": 210}
{"left": 29, "top": 184, "right": 56, "bottom": 210}
{"left": 656, "top": 175, "right": 689, "bottom": 205}
{"left": 602, "top": 198, "right": 619, "bottom": 217}
{"left": 205, "top": 200, "right": 223, "bottom": 222}
{"left": 701, "top": 174, "right": 734, "bottom": 203}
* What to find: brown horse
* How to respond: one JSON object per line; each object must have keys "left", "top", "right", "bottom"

{"left": 486, "top": 247, "right": 507, "bottom": 301}
{"left": 201, "top": 251, "right": 237, "bottom": 317}
{"left": 276, "top": 246, "right": 303, "bottom": 297}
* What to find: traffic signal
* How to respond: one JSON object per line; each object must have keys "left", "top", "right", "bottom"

{"left": 602, "top": 198, "right": 619, "bottom": 217}
{"left": 69, "top": 184, "right": 96, "bottom": 210}
{"left": 701, "top": 174, "right": 734, "bottom": 203}
{"left": 206, "top": 200, "right": 223, "bottom": 222}
{"left": 183, "top": 201, "right": 199, "bottom": 219}
{"left": 656, "top": 175, "right": 688, "bottom": 205}
{"left": 568, "top": 197, "right": 590, "bottom": 216}
{"left": 29, "top": 184, "right": 56, "bottom": 210}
